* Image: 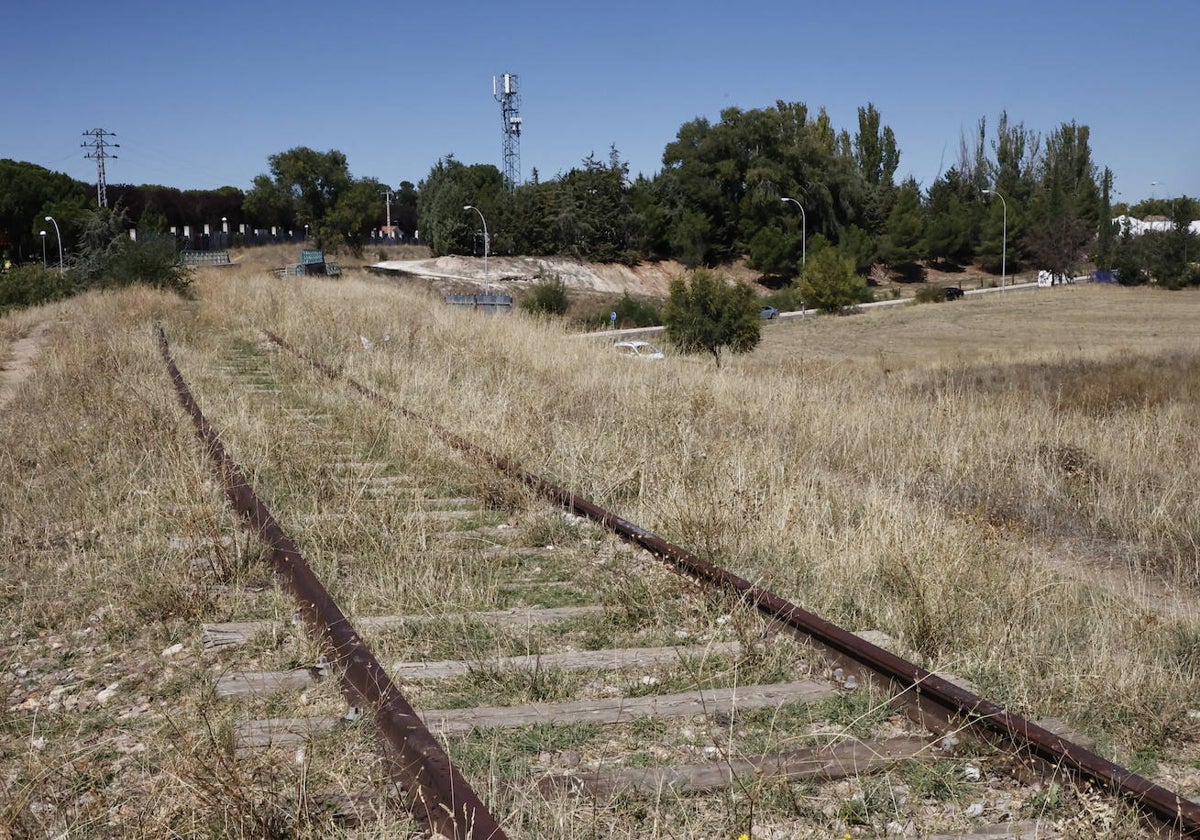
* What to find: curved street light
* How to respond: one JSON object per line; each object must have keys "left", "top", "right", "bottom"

{"left": 780, "top": 197, "right": 806, "bottom": 269}
{"left": 44, "top": 216, "right": 63, "bottom": 275}
{"left": 463, "top": 205, "right": 489, "bottom": 292}
{"left": 981, "top": 190, "right": 1007, "bottom": 292}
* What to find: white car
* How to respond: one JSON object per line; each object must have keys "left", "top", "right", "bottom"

{"left": 613, "top": 340, "right": 664, "bottom": 360}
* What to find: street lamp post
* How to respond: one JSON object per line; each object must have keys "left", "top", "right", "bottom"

{"left": 44, "top": 216, "right": 63, "bottom": 275}
{"left": 981, "top": 189, "right": 1007, "bottom": 292}
{"left": 779, "top": 197, "right": 807, "bottom": 269}
{"left": 463, "top": 204, "right": 489, "bottom": 293}
{"left": 40, "top": 230, "right": 47, "bottom": 268}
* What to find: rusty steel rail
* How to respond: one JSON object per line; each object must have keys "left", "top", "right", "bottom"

{"left": 267, "top": 329, "right": 1200, "bottom": 837}
{"left": 156, "top": 327, "right": 507, "bottom": 840}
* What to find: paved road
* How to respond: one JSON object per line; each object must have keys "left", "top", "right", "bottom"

{"left": 580, "top": 278, "right": 1075, "bottom": 341}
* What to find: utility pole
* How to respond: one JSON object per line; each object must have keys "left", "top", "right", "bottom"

{"left": 381, "top": 189, "right": 393, "bottom": 228}
{"left": 82, "top": 128, "right": 119, "bottom": 208}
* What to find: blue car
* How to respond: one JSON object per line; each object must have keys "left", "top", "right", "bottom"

{"left": 759, "top": 306, "right": 779, "bottom": 319}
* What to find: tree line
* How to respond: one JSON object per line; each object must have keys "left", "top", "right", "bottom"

{"left": 3, "top": 100, "right": 1196, "bottom": 289}
{"left": 0, "top": 153, "right": 419, "bottom": 264}
{"left": 416, "top": 105, "right": 1177, "bottom": 284}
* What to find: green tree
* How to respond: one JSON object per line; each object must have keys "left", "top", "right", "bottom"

{"left": 988, "top": 111, "right": 1040, "bottom": 206}
{"left": 138, "top": 202, "right": 168, "bottom": 234}
{"left": 505, "top": 178, "right": 556, "bottom": 256}
{"left": 799, "top": 247, "right": 869, "bottom": 313}
{"left": 417, "top": 156, "right": 505, "bottom": 256}
{"left": 1021, "top": 121, "right": 1100, "bottom": 276}
{"left": 854, "top": 103, "right": 900, "bottom": 189}
{"left": 392, "top": 180, "right": 419, "bottom": 236}
{"left": 853, "top": 102, "right": 900, "bottom": 233}
{"left": 554, "top": 149, "right": 633, "bottom": 262}
{"left": 1138, "top": 203, "right": 1200, "bottom": 288}
{"left": 977, "top": 197, "right": 1021, "bottom": 274}
{"left": 0, "top": 160, "right": 89, "bottom": 263}
{"left": 878, "top": 178, "right": 925, "bottom": 279}
{"left": 663, "top": 268, "right": 761, "bottom": 366}
{"left": 747, "top": 226, "right": 793, "bottom": 278}
{"left": 245, "top": 147, "right": 361, "bottom": 248}
{"left": 243, "top": 173, "right": 293, "bottom": 229}
{"left": 1092, "top": 168, "right": 1116, "bottom": 270}
{"left": 627, "top": 175, "right": 672, "bottom": 260}
{"left": 322, "top": 177, "right": 385, "bottom": 255}
{"left": 1111, "top": 222, "right": 1147, "bottom": 286}
{"left": 837, "top": 224, "right": 879, "bottom": 275}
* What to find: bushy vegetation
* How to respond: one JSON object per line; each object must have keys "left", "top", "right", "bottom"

{"left": 72, "top": 207, "right": 189, "bottom": 294}
{"left": 759, "top": 285, "right": 806, "bottom": 314}
{"left": 520, "top": 272, "right": 569, "bottom": 316}
{"left": 0, "top": 206, "right": 189, "bottom": 311}
{"left": 663, "top": 268, "right": 760, "bottom": 365}
{"left": 583, "top": 291, "right": 663, "bottom": 329}
{"left": 799, "top": 248, "right": 871, "bottom": 313}
{"left": 0, "top": 263, "right": 75, "bottom": 310}
{"left": 1108, "top": 201, "right": 1200, "bottom": 288}
{"left": 913, "top": 284, "right": 949, "bottom": 303}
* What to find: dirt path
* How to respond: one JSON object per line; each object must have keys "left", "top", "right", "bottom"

{"left": 0, "top": 321, "right": 50, "bottom": 411}
{"left": 1030, "top": 537, "right": 1199, "bottom": 624}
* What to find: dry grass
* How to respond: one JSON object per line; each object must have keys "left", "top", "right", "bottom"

{"left": 1, "top": 271, "right": 1196, "bottom": 837}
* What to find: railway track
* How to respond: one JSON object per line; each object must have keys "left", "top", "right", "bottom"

{"left": 155, "top": 325, "right": 1200, "bottom": 838}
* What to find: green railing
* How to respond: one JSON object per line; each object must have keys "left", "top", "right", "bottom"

{"left": 178, "top": 250, "right": 231, "bottom": 267}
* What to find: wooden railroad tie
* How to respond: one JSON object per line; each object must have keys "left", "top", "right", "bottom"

{"left": 233, "top": 679, "right": 838, "bottom": 755}
{"left": 202, "top": 604, "right": 607, "bottom": 651}
{"left": 214, "top": 641, "right": 744, "bottom": 697}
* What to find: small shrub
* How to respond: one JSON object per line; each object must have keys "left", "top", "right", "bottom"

{"left": 108, "top": 234, "right": 190, "bottom": 293}
{"left": 799, "top": 249, "right": 872, "bottom": 313}
{"left": 521, "top": 272, "right": 569, "bottom": 316}
{"left": 760, "top": 285, "right": 805, "bottom": 313}
{"left": 584, "top": 291, "right": 662, "bottom": 328}
{"left": 914, "top": 284, "right": 945, "bottom": 303}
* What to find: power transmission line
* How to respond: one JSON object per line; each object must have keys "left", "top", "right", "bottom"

{"left": 82, "top": 128, "right": 119, "bottom": 208}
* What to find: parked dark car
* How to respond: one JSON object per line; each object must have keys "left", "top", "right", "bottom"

{"left": 944, "top": 286, "right": 964, "bottom": 301}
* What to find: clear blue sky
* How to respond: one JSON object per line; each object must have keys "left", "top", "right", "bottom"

{"left": 4, "top": 0, "right": 1196, "bottom": 205}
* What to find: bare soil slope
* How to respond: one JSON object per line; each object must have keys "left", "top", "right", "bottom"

{"left": 371, "top": 255, "right": 691, "bottom": 296}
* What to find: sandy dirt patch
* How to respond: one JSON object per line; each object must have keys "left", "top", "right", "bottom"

{"left": 372, "top": 256, "right": 691, "bottom": 296}
{"left": 0, "top": 321, "right": 51, "bottom": 412}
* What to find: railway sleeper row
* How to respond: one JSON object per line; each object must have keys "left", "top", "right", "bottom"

{"left": 160, "top": 328, "right": 1197, "bottom": 837}
{"left": 263, "top": 329, "right": 1200, "bottom": 837}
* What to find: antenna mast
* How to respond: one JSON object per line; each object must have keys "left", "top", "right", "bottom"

{"left": 493, "top": 73, "right": 522, "bottom": 190}
{"left": 82, "top": 128, "right": 119, "bottom": 208}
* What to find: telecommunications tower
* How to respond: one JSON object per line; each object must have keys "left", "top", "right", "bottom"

{"left": 494, "top": 73, "right": 522, "bottom": 189}
{"left": 82, "top": 128, "right": 119, "bottom": 208}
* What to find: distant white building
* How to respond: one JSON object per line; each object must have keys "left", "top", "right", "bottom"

{"left": 1112, "top": 215, "right": 1200, "bottom": 236}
